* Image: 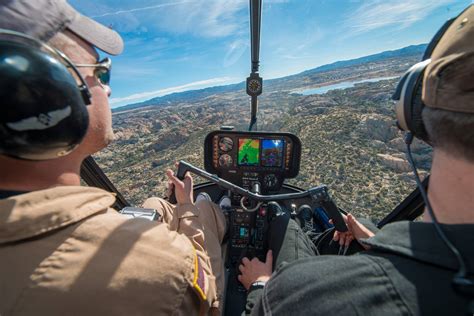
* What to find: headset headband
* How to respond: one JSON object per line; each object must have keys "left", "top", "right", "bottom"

{"left": 0, "top": 29, "right": 91, "bottom": 105}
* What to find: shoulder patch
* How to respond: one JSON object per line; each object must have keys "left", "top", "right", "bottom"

{"left": 192, "top": 252, "right": 207, "bottom": 301}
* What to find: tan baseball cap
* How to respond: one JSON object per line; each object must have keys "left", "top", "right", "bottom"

{"left": 0, "top": 0, "right": 123, "bottom": 55}
{"left": 423, "top": 4, "right": 474, "bottom": 113}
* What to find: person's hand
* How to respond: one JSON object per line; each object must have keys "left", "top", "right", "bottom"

{"left": 332, "top": 213, "right": 375, "bottom": 250}
{"left": 238, "top": 250, "right": 273, "bottom": 290}
{"left": 166, "top": 166, "right": 193, "bottom": 205}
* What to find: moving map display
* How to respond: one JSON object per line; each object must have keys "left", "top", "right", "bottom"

{"left": 261, "top": 139, "right": 284, "bottom": 167}
{"left": 205, "top": 131, "right": 301, "bottom": 179}
{"left": 238, "top": 138, "right": 260, "bottom": 166}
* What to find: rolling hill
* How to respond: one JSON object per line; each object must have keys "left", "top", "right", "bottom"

{"left": 98, "top": 43, "right": 431, "bottom": 222}
{"left": 113, "top": 44, "right": 426, "bottom": 113}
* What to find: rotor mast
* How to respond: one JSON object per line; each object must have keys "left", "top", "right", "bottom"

{"left": 250, "top": 0, "right": 261, "bottom": 73}
{"left": 247, "top": 0, "right": 263, "bottom": 131}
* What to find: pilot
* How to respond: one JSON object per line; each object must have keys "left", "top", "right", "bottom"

{"left": 0, "top": 0, "right": 225, "bottom": 314}
{"left": 240, "top": 5, "right": 474, "bottom": 315}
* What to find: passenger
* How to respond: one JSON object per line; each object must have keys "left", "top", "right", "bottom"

{"left": 0, "top": 0, "right": 225, "bottom": 314}
{"left": 240, "top": 6, "right": 474, "bottom": 315}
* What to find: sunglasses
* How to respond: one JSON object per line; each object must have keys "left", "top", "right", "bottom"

{"left": 75, "top": 57, "right": 112, "bottom": 86}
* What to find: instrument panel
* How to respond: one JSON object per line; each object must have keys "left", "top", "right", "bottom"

{"left": 204, "top": 131, "right": 301, "bottom": 193}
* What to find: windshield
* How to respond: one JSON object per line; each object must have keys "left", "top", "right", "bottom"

{"left": 71, "top": 0, "right": 470, "bottom": 222}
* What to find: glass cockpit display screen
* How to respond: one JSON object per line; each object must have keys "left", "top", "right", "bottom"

{"left": 238, "top": 138, "right": 260, "bottom": 166}
{"left": 239, "top": 227, "right": 249, "bottom": 238}
{"left": 261, "top": 139, "right": 284, "bottom": 167}
{"left": 237, "top": 138, "right": 285, "bottom": 167}
{"left": 205, "top": 131, "right": 301, "bottom": 182}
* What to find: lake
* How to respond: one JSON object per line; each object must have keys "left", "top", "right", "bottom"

{"left": 295, "top": 76, "right": 399, "bottom": 95}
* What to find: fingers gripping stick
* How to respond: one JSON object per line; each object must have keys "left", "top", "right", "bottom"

{"left": 176, "top": 162, "right": 188, "bottom": 180}
{"left": 309, "top": 186, "right": 348, "bottom": 233}
{"left": 321, "top": 199, "right": 348, "bottom": 233}
{"left": 168, "top": 161, "right": 190, "bottom": 204}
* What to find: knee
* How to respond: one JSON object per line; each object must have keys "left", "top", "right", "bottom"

{"left": 195, "top": 199, "right": 214, "bottom": 211}
{"left": 270, "top": 211, "right": 291, "bottom": 227}
{"left": 142, "top": 197, "right": 168, "bottom": 209}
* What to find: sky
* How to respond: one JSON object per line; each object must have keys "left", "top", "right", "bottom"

{"left": 69, "top": 0, "right": 473, "bottom": 108}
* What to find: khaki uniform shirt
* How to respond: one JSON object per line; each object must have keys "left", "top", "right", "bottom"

{"left": 0, "top": 186, "right": 226, "bottom": 315}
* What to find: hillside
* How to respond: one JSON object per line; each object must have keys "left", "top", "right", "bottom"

{"left": 97, "top": 44, "right": 431, "bottom": 222}
{"left": 113, "top": 44, "right": 426, "bottom": 113}
{"left": 298, "top": 44, "right": 426, "bottom": 76}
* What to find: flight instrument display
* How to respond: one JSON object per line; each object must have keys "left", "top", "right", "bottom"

{"left": 236, "top": 138, "right": 285, "bottom": 167}
{"left": 204, "top": 131, "right": 301, "bottom": 191}
{"left": 236, "top": 138, "right": 286, "bottom": 168}
{"left": 261, "top": 139, "right": 284, "bottom": 167}
{"left": 238, "top": 139, "right": 260, "bottom": 166}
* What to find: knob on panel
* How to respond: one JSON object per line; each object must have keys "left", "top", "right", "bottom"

{"left": 263, "top": 173, "right": 278, "bottom": 188}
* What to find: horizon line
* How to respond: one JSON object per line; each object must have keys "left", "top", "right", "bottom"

{"left": 112, "top": 42, "right": 427, "bottom": 110}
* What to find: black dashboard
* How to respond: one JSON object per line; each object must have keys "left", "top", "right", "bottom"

{"left": 168, "top": 130, "right": 347, "bottom": 316}
{"left": 204, "top": 131, "right": 301, "bottom": 193}
{"left": 202, "top": 131, "right": 305, "bottom": 315}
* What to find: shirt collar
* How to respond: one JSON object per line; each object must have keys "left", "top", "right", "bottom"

{"left": 362, "top": 221, "right": 474, "bottom": 272}
{"left": 0, "top": 186, "right": 116, "bottom": 244}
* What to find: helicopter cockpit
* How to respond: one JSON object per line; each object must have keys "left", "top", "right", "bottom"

{"left": 73, "top": 0, "right": 474, "bottom": 314}
{"left": 171, "top": 129, "right": 350, "bottom": 315}
{"left": 3, "top": 0, "right": 474, "bottom": 314}
{"left": 78, "top": 1, "right": 434, "bottom": 314}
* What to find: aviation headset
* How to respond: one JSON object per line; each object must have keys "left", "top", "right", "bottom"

{"left": 393, "top": 9, "right": 474, "bottom": 307}
{"left": 392, "top": 17, "right": 456, "bottom": 143}
{"left": 0, "top": 29, "right": 91, "bottom": 160}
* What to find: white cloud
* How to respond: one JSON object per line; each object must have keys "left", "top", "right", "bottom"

{"left": 91, "top": 1, "right": 191, "bottom": 18}
{"left": 279, "top": 26, "right": 324, "bottom": 60}
{"left": 110, "top": 77, "right": 238, "bottom": 106}
{"left": 223, "top": 39, "right": 249, "bottom": 67}
{"left": 89, "top": 0, "right": 290, "bottom": 38}
{"left": 90, "top": 0, "right": 249, "bottom": 38}
{"left": 345, "top": 0, "right": 454, "bottom": 35}
{"left": 281, "top": 54, "right": 319, "bottom": 60}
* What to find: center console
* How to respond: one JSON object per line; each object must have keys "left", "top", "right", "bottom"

{"left": 224, "top": 203, "right": 271, "bottom": 314}
{"left": 203, "top": 131, "right": 302, "bottom": 315}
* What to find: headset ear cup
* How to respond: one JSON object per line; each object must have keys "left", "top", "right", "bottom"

{"left": 393, "top": 59, "right": 431, "bottom": 143}
{"left": 409, "top": 80, "right": 429, "bottom": 142}
{"left": 394, "top": 73, "right": 410, "bottom": 132}
{"left": 0, "top": 38, "right": 89, "bottom": 160}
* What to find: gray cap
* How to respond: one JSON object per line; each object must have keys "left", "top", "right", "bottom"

{"left": 0, "top": 0, "right": 123, "bottom": 55}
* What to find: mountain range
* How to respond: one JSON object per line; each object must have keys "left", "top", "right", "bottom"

{"left": 98, "top": 42, "right": 432, "bottom": 221}
{"left": 113, "top": 44, "right": 427, "bottom": 113}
